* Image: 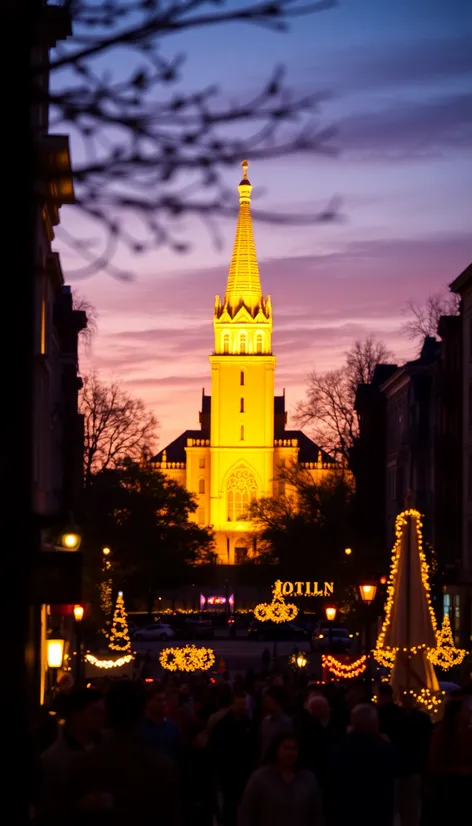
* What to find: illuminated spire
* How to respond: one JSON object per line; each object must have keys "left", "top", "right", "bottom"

{"left": 225, "top": 160, "right": 262, "bottom": 314}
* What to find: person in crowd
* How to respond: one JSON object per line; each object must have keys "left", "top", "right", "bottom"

{"left": 209, "top": 689, "right": 256, "bottom": 826}
{"left": 140, "top": 683, "right": 181, "bottom": 761}
{"left": 37, "top": 689, "right": 105, "bottom": 823}
{"left": 65, "top": 680, "right": 180, "bottom": 826}
{"left": 326, "top": 703, "right": 399, "bottom": 826}
{"left": 207, "top": 682, "right": 233, "bottom": 732}
{"left": 259, "top": 685, "right": 292, "bottom": 760}
{"left": 293, "top": 692, "right": 333, "bottom": 789}
{"left": 181, "top": 720, "right": 214, "bottom": 826}
{"left": 424, "top": 691, "right": 472, "bottom": 824}
{"left": 237, "top": 731, "right": 323, "bottom": 826}
{"left": 166, "top": 687, "right": 195, "bottom": 740}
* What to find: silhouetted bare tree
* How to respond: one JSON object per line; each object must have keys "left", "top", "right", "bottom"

{"left": 402, "top": 291, "right": 460, "bottom": 348}
{"left": 295, "top": 337, "right": 393, "bottom": 462}
{"left": 39, "top": 0, "right": 337, "bottom": 277}
{"left": 80, "top": 372, "right": 159, "bottom": 485}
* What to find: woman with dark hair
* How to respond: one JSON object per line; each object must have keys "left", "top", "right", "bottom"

{"left": 237, "top": 732, "right": 323, "bottom": 826}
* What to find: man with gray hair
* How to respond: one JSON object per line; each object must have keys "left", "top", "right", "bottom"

{"left": 326, "top": 703, "right": 400, "bottom": 826}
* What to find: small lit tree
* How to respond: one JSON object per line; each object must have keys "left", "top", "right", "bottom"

{"left": 109, "top": 592, "right": 132, "bottom": 653}
{"left": 428, "top": 614, "right": 468, "bottom": 670}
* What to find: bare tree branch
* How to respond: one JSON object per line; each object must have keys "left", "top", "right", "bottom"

{"left": 80, "top": 372, "right": 159, "bottom": 486}
{"left": 401, "top": 291, "right": 460, "bottom": 348}
{"left": 72, "top": 289, "right": 98, "bottom": 350}
{"left": 39, "top": 0, "right": 338, "bottom": 277}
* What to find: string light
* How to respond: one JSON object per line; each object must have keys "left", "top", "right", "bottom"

{"left": 84, "top": 653, "right": 133, "bottom": 669}
{"left": 402, "top": 687, "right": 445, "bottom": 715}
{"left": 428, "top": 614, "right": 468, "bottom": 669}
{"left": 374, "top": 509, "right": 437, "bottom": 667}
{"left": 322, "top": 654, "right": 367, "bottom": 679}
{"left": 109, "top": 592, "right": 132, "bottom": 653}
{"left": 159, "top": 646, "right": 216, "bottom": 673}
{"left": 254, "top": 586, "right": 298, "bottom": 623}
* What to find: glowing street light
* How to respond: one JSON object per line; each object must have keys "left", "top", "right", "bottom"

{"left": 296, "top": 653, "right": 308, "bottom": 669}
{"left": 47, "top": 638, "right": 65, "bottom": 669}
{"left": 73, "top": 605, "right": 84, "bottom": 622}
{"left": 325, "top": 605, "right": 337, "bottom": 622}
{"left": 344, "top": 547, "right": 352, "bottom": 556}
{"left": 359, "top": 584, "right": 377, "bottom": 604}
{"left": 59, "top": 524, "right": 81, "bottom": 550}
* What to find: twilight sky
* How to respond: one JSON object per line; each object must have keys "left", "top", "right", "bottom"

{"left": 59, "top": 0, "right": 472, "bottom": 447}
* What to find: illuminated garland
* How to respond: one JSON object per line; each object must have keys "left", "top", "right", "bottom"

{"left": 428, "top": 614, "right": 468, "bottom": 670}
{"left": 109, "top": 592, "right": 132, "bottom": 653}
{"left": 85, "top": 653, "right": 133, "bottom": 669}
{"left": 159, "top": 645, "right": 215, "bottom": 673}
{"left": 402, "top": 687, "right": 445, "bottom": 715}
{"left": 254, "top": 587, "right": 298, "bottom": 623}
{"left": 322, "top": 654, "right": 367, "bottom": 679}
{"left": 374, "top": 509, "right": 437, "bottom": 667}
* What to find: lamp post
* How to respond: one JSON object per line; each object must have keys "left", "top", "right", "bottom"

{"left": 359, "top": 583, "right": 377, "bottom": 697}
{"left": 59, "top": 520, "right": 82, "bottom": 551}
{"left": 47, "top": 637, "right": 65, "bottom": 699}
{"left": 325, "top": 604, "right": 337, "bottom": 652}
{"left": 101, "top": 547, "right": 113, "bottom": 626}
{"left": 73, "top": 605, "right": 84, "bottom": 688}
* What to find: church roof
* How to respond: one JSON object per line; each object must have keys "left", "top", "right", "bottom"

{"left": 225, "top": 160, "right": 263, "bottom": 314}
{"left": 152, "top": 430, "right": 205, "bottom": 464}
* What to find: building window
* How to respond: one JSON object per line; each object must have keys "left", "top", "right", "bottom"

{"left": 240, "top": 425, "right": 244, "bottom": 441}
{"left": 443, "top": 593, "right": 451, "bottom": 617}
{"left": 199, "top": 457, "right": 205, "bottom": 469}
{"left": 198, "top": 478, "right": 205, "bottom": 494}
{"left": 197, "top": 507, "right": 205, "bottom": 525}
{"left": 227, "top": 466, "right": 257, "bottom": 521}
{"left": 223, "top": 335, "right": 229, "bottom": 354}
{"left": 278, "top": 480, "right": 285, "bottom": 496}
{"left": 256, "top": 334, "right": 263, "bottom": 354}
{"left": 240, "top": 335, "right": 246, "bottom": 354}
{"left": 240, "top": 370, "right": 245, "bottom": 386}
{"left": 240, "top": 397, "right": 244, "bottom": 413}
{"left": 235, "top": 546, "right": 248, "bottom": 564}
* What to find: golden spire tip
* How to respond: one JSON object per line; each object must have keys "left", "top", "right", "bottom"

{"left": 242, "top": 159, "right": 248, "bottom": 179}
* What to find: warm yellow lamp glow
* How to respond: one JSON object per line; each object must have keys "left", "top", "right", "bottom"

{"left": 102, "top": 547, "right": 111, "bottom": 556}
{"left": 359, "top": 584, "right": 377, "bottom": 604}
{"left": 60, "top": 527, "right": 81, "bottom": 551}
{"left": 296, "top": 653, "right": 308, "bottom": 669}
{"left": 344, "top": 547, "right": 352, "bottom": 556}
{"left": 325, "top": 605, "right": 337, "bottom": 622}
{"left": 73, "top": 605, "right": 84, "bottom": 622}
{"left": 47, "top": 638, "right": 64, "bottom": 669}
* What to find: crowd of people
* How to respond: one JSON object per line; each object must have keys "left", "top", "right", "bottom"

{"left": 36, "top": 669, "right": 472, "bottom": 826}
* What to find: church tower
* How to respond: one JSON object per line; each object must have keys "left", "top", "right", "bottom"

{"left": 153, "top": 161, "right": 337, "bottom": 567}
{"left": 210, "top": 161, "right": 275, "bottom": 563}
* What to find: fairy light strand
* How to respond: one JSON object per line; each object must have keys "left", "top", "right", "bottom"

{"left": 159, "top": 646, "right": 216, "bottom": 673}
{"left": 85, "top": 653, "right": 133, "bottom": 669}
{"left": 427, "top": 614, "right": 468, "bottom": 670}
{"left": 254, "top": 585, "right": 298, "bottom": 623}
{"left": 322, "top": 654, "right": 367, "bottom": 679}
{"left": 374, "top": 509, "right": 437, "bottom": 667}
{"left": 109, "top": 592, "right": 132, "bottom": 653}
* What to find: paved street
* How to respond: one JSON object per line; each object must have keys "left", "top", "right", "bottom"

{"left": 133, "top": 638, "right": 321, "bottom": 678}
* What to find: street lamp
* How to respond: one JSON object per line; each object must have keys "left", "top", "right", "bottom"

{"left": 102, "top": 547, "right": 111, "bottom": 557}
{"left": 359, "top": 584, "right": 377, "bottom": 604}
{"left": 296, "top": 652, "right": 308, "bottom": 669}
{"left": 325, "top": 605, "right": 337, "bottom": 652}
{"left": 344, "top": 547, "right": 352, "bottom": 556}
{"left": 59, "top": 523, "right": 82, "bottom": 551}
{"left": 73, "top": 605, "right": 84, "bottom": 687}
{"left": 47, "top": 637, "right": 64, "bottom": 698}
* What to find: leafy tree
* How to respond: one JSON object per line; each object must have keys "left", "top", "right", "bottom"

{"left": 402, "top": 291, "right": 460, "bottom": 349}
{"left": 82, "top": 459, "right": 214, "bottom": 614}
{"left": 247, "top": 465, "right": 357, "bottom": 580}
{"left": 295, "top": 337, "right": 393, "bottom": 462}
{"left": 80, "top": 372, "right": 159, "bottom": 486}
{"left": 40, "top": 0, "right": 337, "bottom": 277}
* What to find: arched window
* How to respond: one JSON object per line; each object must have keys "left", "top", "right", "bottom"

{"left": 240, "top": 335, "right": 246, "bottom": 354}
{"left": 198, "top": 478, "right": 205, "bottom": 494}
{"left": 227, "top": 467, "right": 257, "bottom": 521}
{"left": 240, "top": 370, "right": 245, "bottom": 386}
{"left": 240, "top": 425, "right": 244, "bottom": 441}
{"left": 223, "top": 335, "right": 229, "bottom": 354}
{"left": 240, "top": 397, "right": 244, "bottom": 413}
{"left": 256, "top": 334, "right": 263, "bottom": 354}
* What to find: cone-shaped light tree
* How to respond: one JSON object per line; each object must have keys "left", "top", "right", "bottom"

{"left": 375, "top": 503, "right": 443, "bottom": 715}
{"left": 109, "top": 592, "right": 132, "bottom": 653}
{"left": 428, "top": 614, "right": 468, "bottom": 670}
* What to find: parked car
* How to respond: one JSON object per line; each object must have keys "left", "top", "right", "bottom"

{"left": 311, "top": 626, "right": 352, "bottom": 653}
{"left": 248, "top": 620, "right": 308, "bottom": 642}
{"left": 133, "top": 622, "right": 175, "bottom": 641}
{"left": 182, "top": 618, "right": 214, "bottom": 639}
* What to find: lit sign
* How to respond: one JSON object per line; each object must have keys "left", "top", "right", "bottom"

{"left": 200, "top": 594, "right": 235, "bottom": 607}
{"left": 273, "top": 580, "right": 334, "bottom": 597}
